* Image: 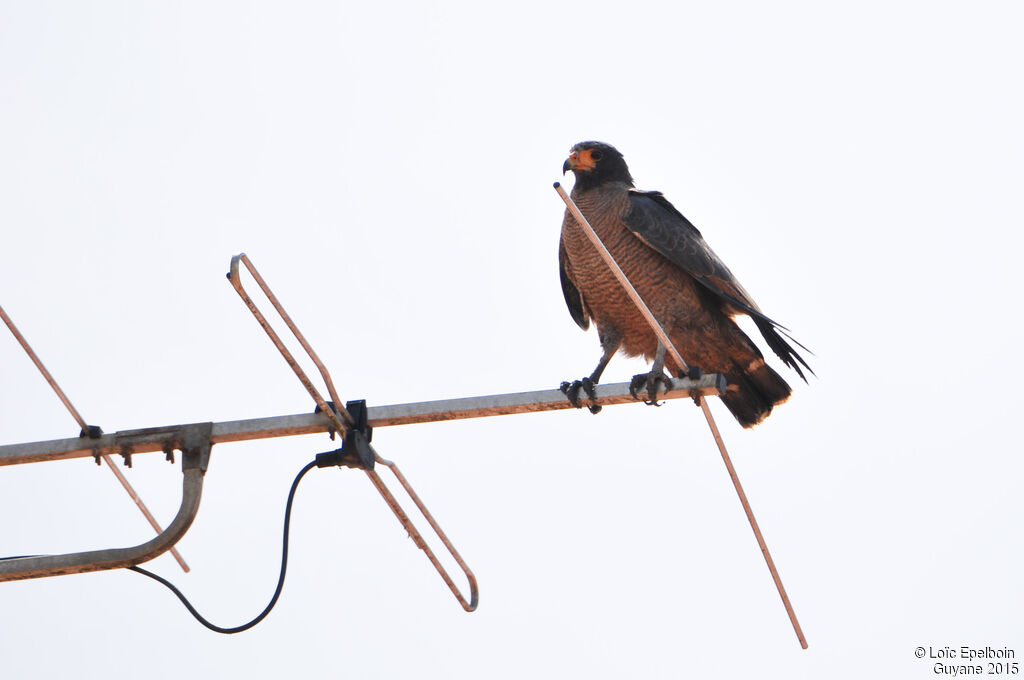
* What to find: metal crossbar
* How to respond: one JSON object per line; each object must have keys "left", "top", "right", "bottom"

{"left": 0, "top": 375, "right": 724, "bottom": 467}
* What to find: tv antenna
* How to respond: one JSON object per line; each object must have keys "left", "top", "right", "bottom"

{"left": 0, "top": 186, "right": 807, "bottom": 647}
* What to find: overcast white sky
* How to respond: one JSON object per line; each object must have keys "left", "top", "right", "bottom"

{"left": 2, "top": 1, "right": 1022, "bottom": 677}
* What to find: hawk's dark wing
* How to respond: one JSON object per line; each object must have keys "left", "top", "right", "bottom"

{"left": 624, "top": 190, "right": 813, "bottom": 380}
{"left": 559, "top": 235, "right": 589, "bottom": 330}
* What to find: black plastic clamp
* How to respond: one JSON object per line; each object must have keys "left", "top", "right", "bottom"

{"left": 315, "top": 400, "right": 374, "bottom": 470}
{"left": 679, "top": 366, "right": 705, "bottom": 405}
{"left": 679, "top": 366, "right": 703, "bottom": 380}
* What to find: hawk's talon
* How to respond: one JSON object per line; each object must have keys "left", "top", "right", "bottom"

{"left": 560, "top": 380, "right": 583, "bottom": 409}
{"left": 630, "top": 370, "right": 672, "bottom": 407}
{"left": 561, "top": 378, "right": 602, "bottom": 414}
{"left": 581, "top": 377, "right": 602, "bottom": 414}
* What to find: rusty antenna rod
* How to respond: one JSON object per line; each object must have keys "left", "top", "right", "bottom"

{"left": 228, "top": 254, "right": 478, "bottom": 612}
{"left": 0, "top": 304, "right": 190, "bottom": 574}
{"left": 554, "top": 182, "right": 807, "bottom": 649}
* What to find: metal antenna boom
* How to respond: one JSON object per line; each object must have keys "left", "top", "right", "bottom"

{"left": 0, "top": 376, "right": 725, "bottom": 467}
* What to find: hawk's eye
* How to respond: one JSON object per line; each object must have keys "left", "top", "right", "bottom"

{"left": 591, "top": 150, "right": 603, "bottom": 161}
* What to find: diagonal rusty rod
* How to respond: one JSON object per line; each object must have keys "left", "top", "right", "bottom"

{"left": 1, "top": 304, "right": 189, "bottom": 573}
{"left": 552, "top": 187, "right": 689, "bottom": 375}
{"left": 2, "top": 305, "right": 90, "bottom": 429}
{"left": 697, "top": 395, "right": 805, "bottom": 647}
{"left": 554, "top": 182, "right": 807, "bottom": 649}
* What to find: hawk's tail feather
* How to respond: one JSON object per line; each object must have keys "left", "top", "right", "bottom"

{"left": 752, "top": 317, "right": 814, "bottom": 383}
{"left": 720, "top": 359, "right": 793, "bottom": 429}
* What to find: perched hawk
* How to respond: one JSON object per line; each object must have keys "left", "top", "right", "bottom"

{"left": 558, "top": 141, "right": 811, "bottom": 428}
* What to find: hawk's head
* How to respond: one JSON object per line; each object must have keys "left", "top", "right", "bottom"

{"left": 562, "top": 141, "right": 634, "bottom": 191}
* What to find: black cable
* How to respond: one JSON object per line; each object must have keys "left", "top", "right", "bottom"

{"left": 128, "top": 459, "right": 318, "bottom": 634}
